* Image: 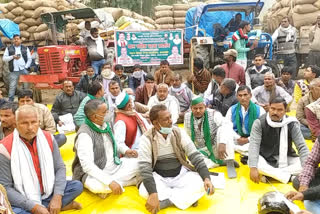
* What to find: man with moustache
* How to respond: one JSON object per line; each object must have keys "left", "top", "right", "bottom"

{"left": 248, "top": 97, "right": 309, "bottom": 184}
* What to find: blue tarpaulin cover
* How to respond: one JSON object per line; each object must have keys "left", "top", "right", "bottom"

{"left": 0, "top": 18, "right": 20, "bottom": 39}
{"left": 185, "top": 2, "right": 264, "bottom": 43}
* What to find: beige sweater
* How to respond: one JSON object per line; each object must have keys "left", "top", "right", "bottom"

{"left": 33, "top": 103, "right": 56, "bottom": 134}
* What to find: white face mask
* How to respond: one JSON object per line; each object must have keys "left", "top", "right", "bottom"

{"left": 159, "top": 126, "right": 173, "bottom": 135}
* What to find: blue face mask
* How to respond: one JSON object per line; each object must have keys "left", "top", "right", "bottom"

{"left": 159, "top": 126, "right": 173, "bottom": 135}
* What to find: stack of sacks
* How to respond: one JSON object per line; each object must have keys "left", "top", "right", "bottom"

{"left": 0, "top": 0, "right": 87, "bottom": 45}
{"left": 173, "top": 4, "right": 189, "bottom": 29}
{"left": 292, "top": 0, "right": 320, "bottom": 29}
{"left": 154, "top": 5, "right": 174, "bottom": 29}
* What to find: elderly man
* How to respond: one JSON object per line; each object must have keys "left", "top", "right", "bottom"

{"left": 249, "top": 97, "right": 309, "bottom": 184}
{"left": 245, "top": 54, "right": 272, "bottom": 89}
{"left": 226, "top": 85, "right": 265, "bottom": 156}
{"left": 0, "top": 102, "right": 18, "bottom": 140}
{"left": 204, "top": 67, "right": 226, "bottom": 106}
{"left": 135, "top": 73, "right": 157, "bottom": 105}
{"left": 210, "top": 78, "right": 238, "bottom": 116}
{"left": 185, "top": 96, "right": 238, "bottom": 178}
{"left": 0, "top": 105, "right": 83, "bottom": 214}
{"left": 74, "top": 81, "right": 106, "bottom": 127}
{"left": 154, "top": 60, "right": 174, "bottom": 86}
{"left": 114, "top": 92, "right": 151, "bottom": 152}
{"left": 148, "top": 83, "right": 180, "bottom": 124}
{"left": 3, "top": 35, "right": 32, "bottom": 101}
{"left": 169, "top": 74, "right": 193, "bottom": 123}
{"left": 221, "top": 49, "right": 245, "bottom": 85}
{"left": 72, "top": 99, "right": 139, "bottom": 199}
{"left": 138, "top": 104, "right": 214, "bottom": 212}
{"left": 18, "top": 90, "right": 67, "bottom": 147}
{"left": 297, "top": 78, "right": 320, "bottom": 140}
{"left": 252, "top": 72, "right": 292, "bottom": 112}
{"left": 272, "top": 17, "right": 297, "bottom": 78}
{"left": 305, "top": 96, "right": 320, "bottom": 140}
{"left": 186, "top": 58, "right": 211, "bottom": 94}
{"left": 51, "top": 80, "right": 86, "bottom": 127}
{"left": 76, "top": 66, "right": 101, "bottom": 94}
{"left": 308, "top": 14, "right": 320, "bottom": 68}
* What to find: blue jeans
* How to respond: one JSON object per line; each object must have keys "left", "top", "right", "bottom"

{"left": 12, "top": 180, "right": 83, "bottom": 214}
{"left": 304, "top": 200, "right": 320, "bottom": 214}
{"left": 91, "top": 59, "right": 106, "bottom": 75}
{"left": 8, "top": 69, "right": 29, "bottom": 101}
{"left": 300, "top": 124, "right": 312, "bottom": 140}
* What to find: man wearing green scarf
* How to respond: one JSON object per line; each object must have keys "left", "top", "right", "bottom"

{"left": 184, "top": 96, "right": 238, "bottom": 178}
{"left": 72, "top": 99, "right": 139, "bottom": 199}
{"left": 225, "top": 85, "right": 265, "bottom": 156}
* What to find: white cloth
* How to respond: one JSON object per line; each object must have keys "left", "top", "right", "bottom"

{"left": 56, "top": 113, "right": 75, "bottom": 134}
{"left": 132, "top": 70, "right": 146, "bottom": 86}
{"left": 11, "top": 129, "right": 55, "bottom": 204}
{"left": 147, "top": 95, "right": 180, "bottom": 124}
{"left": 91, "top": 36, "right": 104, "bottom": 57}
{"left": 139, "top": 166, "right": 205, "bottom": 210}
{"left": 266, "top": 113, "right": 298, "bottom": 168}
{"left": 272, "top": 25, "right": 296, "bottom": 43}
{"left": 257, "top": 155, "right": 302, "bottom": 183}
{"left": 75, "top": 123, "right": 139, "bottom": 194}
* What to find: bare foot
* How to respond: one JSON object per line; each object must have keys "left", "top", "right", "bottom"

{"left": 61, "top": 201, "right": 82, "bottom": 211}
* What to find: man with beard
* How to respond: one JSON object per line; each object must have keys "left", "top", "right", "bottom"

{"left": 135, "top": 74, "right": 157, "bottom": 105}
{"left": 272, "top": 17, "right": 298, "bottom": 78}
{"left": 249, "top": 97, "right": 309, "bottom": 184}
{"left": 148, "top": 83, "right": 180, "bottom": 124}
{"left": 220, "top": 49, "right": 245, "bottom": 86}
{"left": 154, "top": 60, "right": 174, "bottom": 86}
{"left": 0, "top": 102, "right": 18, "bottom": 140}
{"left": 252, "top": 72, "right": 292, "bottom": 112}
{"left": 169, "top": 74, "right": 193, "bottom": 123}
{"left": 114, "top": 64, "right": 129, "bottom": 89}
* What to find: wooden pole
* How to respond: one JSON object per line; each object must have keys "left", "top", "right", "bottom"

{"left": 191, "top": 40, "right": 195, "bottom": 93}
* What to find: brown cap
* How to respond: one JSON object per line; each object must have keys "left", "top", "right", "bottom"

{"left": 223, "top": 49, "right": 238, "bottom": 57}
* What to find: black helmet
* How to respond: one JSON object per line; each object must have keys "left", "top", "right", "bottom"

{"left": 258, "top": 191, "right": 290, "bottom": 214}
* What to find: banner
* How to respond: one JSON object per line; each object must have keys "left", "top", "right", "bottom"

{"left": 115, "top": 30, "right": 184, "bottom": 66}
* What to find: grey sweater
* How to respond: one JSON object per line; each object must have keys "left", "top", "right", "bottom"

{"left": 0, "top": 137, "right": 67, "bottom": 211}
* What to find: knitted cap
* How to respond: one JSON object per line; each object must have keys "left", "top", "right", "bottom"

{"left": 116, "top": 92, "right": 130, "bottom": 109}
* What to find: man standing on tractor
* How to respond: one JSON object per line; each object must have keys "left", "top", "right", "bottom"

{"left": 308, "top": 14, "right": 320, "bottom": 68}
{"left": 79, "top": 21, "right": 91, "bottom": 43}
{"left": 86, "top": 28, "right": 108, "bottom": 75}
{"left": 3, "top": 35, "right": 32, "bottom": 102}
{"left": 225, "top": 13, "right": 242, "bottom": 33}
{"left": 272, "top": 17, "right": 297, "bottom": 78}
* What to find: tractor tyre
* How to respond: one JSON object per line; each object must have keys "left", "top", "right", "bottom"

{"left": 191, "top": 44, "right": 210, "bottom": 70}
{"left": 266, "top": 60, "right": 281, "bottom": 78}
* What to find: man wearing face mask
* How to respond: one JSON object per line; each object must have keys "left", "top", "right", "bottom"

{"left": 129, "top": 64, "right": 147, "bottom": 92}
{"left": 86, "top": 28, "right": 108, "bottom": 75}
{"left": 72, "top": 99, "right": 139, "bottom": 199}
{"left": 249, "top": 97, "right": 309, "bottom": 184}
{"left": 245, "top": 54, "right": 272, "bottom": 89}
{"left": 154, "top": 60, "right": 174, "bottom": 86}
{"left": 185, "top": 96, "right": 238, "bottom": 178}
{"left": 148, "top": 83, "right": 180, "bottom": 124}
{"left": 101, "top": 63, "right": 121, "bottom": 96}
{"left": 138, "top": 104, "right": 214, "bottom": 213}
{"left": 76, "top": 66, "right": 101, "bottom": 93}
{"left": 114, "top": 92, "right": 151, "bottom": 153}
{"left": 135, "top": 74, "right": 157, "bottom": 105}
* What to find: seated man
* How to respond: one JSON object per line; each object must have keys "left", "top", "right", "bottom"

{"left": 204, "top": 67, "right": 225, "bottom": 106}
{"left": 18, "top": 90, "right": 67, "bottom": 147}
{"left": 114, "top": 64, "right": 129, "bottom": 89}
{"left": 185, "top": 96, "right": 238, "bottom": 178}
{"left": 210, "top": 78, "right": 238, "bottom": 116}
{"left": 51, "top": 80, "right": 86, "bottom": 128}
{"left": 135, "top": 73, "right": 157, "bottom": 105}
{"left": 305, "top": 95, "right": 320, "bottom": 140}
{"left": 296, "top": 78, "right": 320, "bottom": 140}
{"left": 0, "top": 105, "right": 83, "bottom": 214}
{"left": 252, "top": 72, "right": 292, "bottom": 112}
{"left": 74, "top": 80, "right": 106, "bottom": 127}
{"left": 169, "top": 74, "right": 193, "bottom": 124}
{"left": 105, "top": 80, "right": 121, "bottom": 114}
{"left": 275, "top": 66, "right": 295, "bottom": 96}
{"left": 114, "top": 92, "right": 151, "bottom": 152}
{"left": 138, "top": 104, "right": 214, "bottom": 212}
{"left": 245, "top": 54, "right": 272, "bottom": 89}
{"left": 286, "top": 137, "right": 320, "bottom": 214}
{"left": 129, "top": 64, "right": 147, "bottom": 92}
{"left": 154, "top": 60, "right": 174, "bottom": 86}
{"left": 75, "top": 66, "right": 101, "bottom": 94}
{"left": 101, "top": 63, "right": 121, "bottom": 96}
{"left": 186, "top": 58, "right": 211, "bottom": 95}
{"left": 226, "top": 85, "right": 265, "bottom": 156}
{"left": 225, "top": 13, "right": 242, "bottom": 32}
{"left": 148, "top": 83, "right": 180, "bottom": 124}
{"left": 72, "top": 99, "right": 139, "bottom": 198}
{"left": 249, "top": 97, "right": 309, "bottom": 184}
{"left": 0, "top": 102, "right": 18, "bottom": 140}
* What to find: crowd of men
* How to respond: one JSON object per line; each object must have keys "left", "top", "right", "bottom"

{"left": 0, "top": 16, "right": 320, "bottom": 214}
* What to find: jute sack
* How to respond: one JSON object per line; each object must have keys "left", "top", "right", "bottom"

{"left": 34, "top": 31, "right": 49, "bottom": 41}
{"left": 27, "top": 26, "right": 38, "bottom": 33}
{"left": 293, "top": 4, "right": 319, "bottom": 13}
{"left": 2, "top": 37, "right": 11, "bottom": 44}
{"left": 173, "top": 4, "right": 190, "bottom": 10}
{"left": 74, "top": 2, "right": 87, "bottom": 8}
{"left": 189, "top": 2, "right": 203, "bottom": 7}
{"left": 314, "top": 0, "right": 320, "bottom": 8}
{"left": 155, "top": 5, "right": 173, "bottom": 11}
{"left": 36, "top": 24, "right": 48, "bottom": 32}
{"left": 174, "top": 11, "right": 187, "bottom": 17}
{"left": 6, "top": 1, "right": 17, "bottom": 11}
{"left": 277, "top": 7, "right": 290, "bottom": 17}
{"left": 158, "top": 24, "right": 174, "bottom": 29}
{"left": 33, "top": 7, "right": 58, "bottom": 19}
{"left": 0, "top": 5, "right": 8, "bottom": 14}
{"left": 292, "top": 11, "right": 320, "bottom": 28}
{"left": 174, "top": 17, "right": 185, "bottom": 24}
{"left": 174, "top": 24, "right": 185, "bottom": 28}
{"left": 281, "top": 0, "right": 292, "bottom": 7}
{"left": 155, "top": 10, "right": 173, "bottom": 18}
{"left": 122, "top": 9, "right": 133, "bottom": 17}
{"left": 13, "top": 16, "right": 25, "bottom": 24}
{"left": 32, "top": 0, "right": 44, "bottom": 10}
{"left": 272, "top": 2, "right": 282, "bottom": 11}
{"left": 42, "top": 1, "right": 58, "bottom": 10}
{"left": 102, "top": 7, "right": 122, "bottom": 21}
{"left": 295, "top": 0, "right": 317, "bottom": 4}
{"left": 23, "top": 18, "right": 39, "bottom": 26}
{"left": 5, "top": 12, "right": 16, "bottom": 20}
{"left": 23, "top": 10, "right": 34, "bottom": 18}
{"left": 20, "top": 1, "right": 35, "bottom": 10}
{"left": 132, "top": 12, "right": 144, "bottom": 21}
{"left": 11, "top": 7, "right": 24, "bottom": 16}
{"left": 143, "top": 16, "right": 156, "bottom": 25}
{"left": 12, "top": 0, "right": 23, "bottom": 4}
{"left": 155, "top": 17, "right": 174, "bottom": 24}
{"left": 19, "top": 23, "right": 29, "bottom": 31}
{"left": 20, "top": 31, "right": 30, "bottom": 39}
{"left": 0, "top": 13, "right": 4, "bottom": 19}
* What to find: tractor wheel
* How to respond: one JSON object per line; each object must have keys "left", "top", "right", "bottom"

{"left": 190, "top": 44, "right": 210, "bottom": 70}
{"left": 266, "top": 60, "right": 281, "bottom": 78}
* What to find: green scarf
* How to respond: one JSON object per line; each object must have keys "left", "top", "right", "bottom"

{"left": 85, "top": 118, "right": 121, "bottom": 165}
{"left": 235, "top": 101, "right": 257, "bottom": 137}
{"left": 191, "top": 110, "right": 222, "bottom": 165}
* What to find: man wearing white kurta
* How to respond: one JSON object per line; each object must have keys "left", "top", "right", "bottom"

{"left": 147, "top": 83, "right": 180, "bottom": 124}
{"left": 72, "top": 99, "right": 139, "bottom": 198}
{"left": 114, "top": 92, "right": 151, "bottom": 152}
{"left": 138, "top": 104, "right": 214, "bottom": 213}
{"left": 225, "top": 85, "right": 265, "bottom": 156}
